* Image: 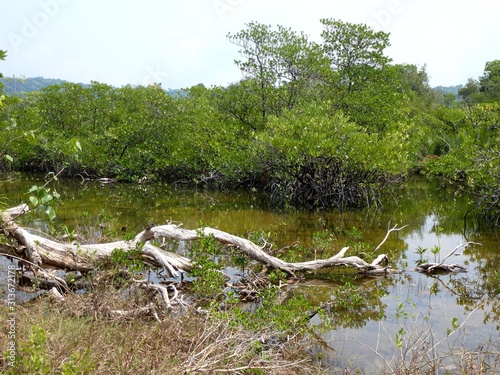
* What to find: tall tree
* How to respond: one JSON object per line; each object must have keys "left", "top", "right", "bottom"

{"left": 320, "top": 19, "right": 404, "bottom": 131}
{"left": 225, "top": 22, "right": 327, "bottom": 129}
{"left": 320, "top": 19, "right": 391, "bottom": 89}
{"left": 226, "top": 22, "right": 279, "bottom": 125}
{"left": 396, "top": 63, "right": 438, "bottom": 112}
{"left": 479, "top": 60, "right": 500, "bottom": 102}
{"left": 458, "top": 78, "right": 480, "bottom": 104}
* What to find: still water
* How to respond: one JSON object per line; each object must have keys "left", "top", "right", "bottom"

{"left": 1, "top": 174, "right": 499, "bottom": 373}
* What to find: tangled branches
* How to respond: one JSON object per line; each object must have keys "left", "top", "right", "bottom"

{"left": 268, "top": 156, "right": 383, "bottom": 209}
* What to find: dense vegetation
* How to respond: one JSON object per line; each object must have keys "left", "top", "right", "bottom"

{"left": 1, "top": 19, "right": 500, "bottom": 221}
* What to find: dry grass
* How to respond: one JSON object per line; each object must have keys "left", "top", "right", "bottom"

{"left": 2, "top": 271, "right": 497, "bottom": 374}
{"left": 0, "top": 282, "right": 324, "bottom": 375}
{"left": 2, "top": 290, "right": 498, "bottom": 375}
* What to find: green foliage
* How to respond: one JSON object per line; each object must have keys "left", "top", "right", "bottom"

{"left": 0, "top": 53, "right": 31, "bottom": 171}
{"left": 312, "top": 220, "right": 337, "bottom": 256}
{"left": 16, "top": 325, "right": 51, "bottom": 373}
{"left": 1, "top": 19, "right": 413, "bottom": 209}
{"left": 331, "top": 279, "right": 365, "bottom": 310}
{"left": 257, "top": 102, "right": 412, "bottom": 208}
{"left": 457, "top": 60, "right": 500, "bottom": 105}
{"left": 268, "top": 269, "right": 288, "bottom": 285}
{"left": 27, "top": 182, "right": 60, "bottom": 222}
{"left": 479, "top": 60, "right": 500, "bottom": 102}
{"left": 0, "top": 50, "right": 5, "bottom": 108}
{"left": 109, "top": 244, "right": 145, "bottom": 273}
{"left": 395, "top": 327, "right": 406, "bottom": 349}
{"left": 396, "top": 63, "right": 438, "bottom": 112}
{"left": 422, "top": 101, "right": 500, "bottom": 224}
{"left": 188, "top": 233, "right": 226, "bottom": 300}
{"left": 459, "top": 78, "right": 481, "bottom": 104}
{"left": 212, "top": 285, "right": 314, "bottom": 336}
{"left": 446, "top": 317, "right": 460, "bottom": 336}
{"left": 414, "top": 246, "right": 428, "bottom": 264}
{"left": 320, "top": 19, "right": 406, "bottom": 132}
{"left": 430, "top": 245, "right": 440, "bottom": 262}
{"left": 256, "top": 289, "right": 312, "bottom": 333}
{"left": 226, "top": 22, "right": 326, "bottom": 127}
{"left": 225, "top": 18, "right": 408, "bottom": 134}
{"left": 9, "top": 324, "right": 97, "bottom": 375}
{"left": 320, "top": 18, "right": 391, "bottom": 71}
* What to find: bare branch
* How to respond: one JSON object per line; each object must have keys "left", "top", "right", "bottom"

{"left": 438, "top": 241, "right": 481, "bottom": 266}
{"left": 374, "top": 222, "right": 408, "bottom": 252}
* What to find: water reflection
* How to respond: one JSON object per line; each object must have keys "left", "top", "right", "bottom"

{"left": 310, "top": 271, "right": 498, "bottom": 374}
{"left": 306, "top": 215, "right": 499, "bottom": 373}
{"left": 0, "top": 175, "right": 498, "bottom": 372}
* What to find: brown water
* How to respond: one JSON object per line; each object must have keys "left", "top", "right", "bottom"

{"left": 1, "top": 174, "right": 499, "bottom": 373}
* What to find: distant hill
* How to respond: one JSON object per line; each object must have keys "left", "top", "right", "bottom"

{"left": 1, "top": 76, "right": 461, "bottom": 99}
{"left": 0, "top": 76, "right": 88, "bottom": 95}
{"left": 433, "top": 85, "right": 463, "bottom": 97}
{"left": 0, "top": 76, "right": 185, "bottom": 96}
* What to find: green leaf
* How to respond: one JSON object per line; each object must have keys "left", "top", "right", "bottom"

{"left": 28, "top": 185, "right": 39, "bottom": 193}
{"left": 4, "top": 154, "right": 13, "bottom": 162}
{"left": 44, "top": 206, "right": 56, "bottom": 221}
{"left": 395, "top": 334, "right": 403, "bottom": 348}
{"left": 29, "top": 196, "right": 39, "bottom": 206}
{"left": 41, "top": 194, "right": 53, "bottom": 205}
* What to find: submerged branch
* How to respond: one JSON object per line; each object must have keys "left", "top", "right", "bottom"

{"left": 416, "top": 241, "right": 479, "bottom": 274}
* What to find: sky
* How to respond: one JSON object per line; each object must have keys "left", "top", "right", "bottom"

{"left": 1, "top": 0, "right": 499, "bottom": 89}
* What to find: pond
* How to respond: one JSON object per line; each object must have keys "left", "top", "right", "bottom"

{"left": 1, "top": 174, "right": 499, "bottom": 373}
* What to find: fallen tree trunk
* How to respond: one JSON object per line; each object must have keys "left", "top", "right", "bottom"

{"left": 0, "top": 204, "right": 468, "bottom": 287}
{"left": 1, "top": 205, "right": 192, "bottom": 279}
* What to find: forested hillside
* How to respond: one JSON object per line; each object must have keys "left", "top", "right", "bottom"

{"left": 0, "top": 77, "right": 70, "bottom": 95}
{"left": 0, "top": 76, "right": 185, "bottom": 97}
{"left": 1, "top": 19, "right": 500, "bottom": 223}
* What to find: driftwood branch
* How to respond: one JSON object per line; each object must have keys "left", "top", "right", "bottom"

{"left": 1, "top": 204, "right": 42, "bottom": 265}
{"left": 136, "top": 225, "right": 397, "bottom": 276}
{"left": 1, "top": 204, "right": 396, "bottom": 282}
{"left": 0, "top": 203, "right": 192, "bottom": 280}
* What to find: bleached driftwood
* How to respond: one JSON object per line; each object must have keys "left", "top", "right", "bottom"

{"left": 1, "top": 204, "right": 467, "bottom": 288}
{"left": 1, "top": 204, "right": 191, "bottom": 280}
{"left": 1, "top": 204, "right": 42, "bottom": 265}
{"left": 136, "top": 224, "right": 401, "bottom": 276}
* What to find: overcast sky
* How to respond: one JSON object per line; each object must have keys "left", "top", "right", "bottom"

{"left": 1, "top": 0, "right": 499, "bottom": 89}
